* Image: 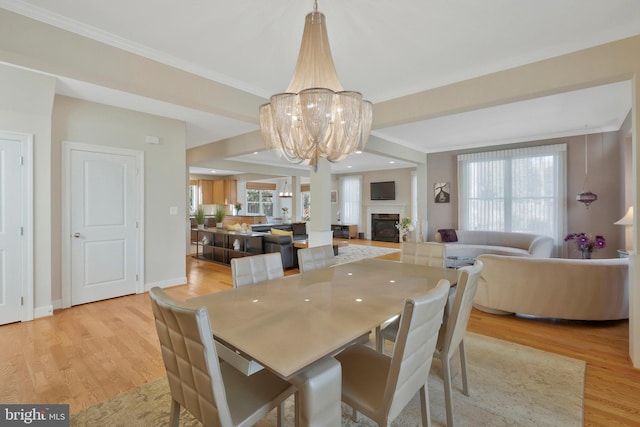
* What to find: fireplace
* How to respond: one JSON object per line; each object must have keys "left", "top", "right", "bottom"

{"left": 371, "top": 213, "right": 399, "bottom": 242}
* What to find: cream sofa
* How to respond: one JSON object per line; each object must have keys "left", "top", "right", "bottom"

{"left": 473, "top": 254, "right": 629, "bottom": 320}
{"left": 435, "top": 230, "right": 553, "bottom": 258}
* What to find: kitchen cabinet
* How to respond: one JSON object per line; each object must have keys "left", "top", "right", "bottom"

{"left": 199, "top": 179, "right": 237, "bottom": 205}
{"left": 198, "top": 179, "right": 214, "bottom": 205}
{"left": 212, "top": 180, "right": 224, "bottom": 204}
{"left": 225, "top": 179, "right": 237, "bottom": 204}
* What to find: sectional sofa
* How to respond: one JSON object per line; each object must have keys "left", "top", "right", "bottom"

{"left": 435, "top": 230, "right": 554, "bottom": 258}
{"left": 473, "top": 254, "right": 629, "bottom": 321}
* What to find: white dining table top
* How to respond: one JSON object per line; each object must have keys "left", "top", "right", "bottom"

{"left": 188, "top": 258, "right": 458, "bottom": 380}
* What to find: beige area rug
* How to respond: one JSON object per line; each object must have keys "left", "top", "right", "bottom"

{"left": 71, "top": 333, "right": 584, "bottom": 426}
{"left": 334, "top": 244, "right": 400, "bottom": 265}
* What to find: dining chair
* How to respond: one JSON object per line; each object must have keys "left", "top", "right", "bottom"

{"left": 297, "top": 244, "right": 335, "bottom": 273}
{"left": 434, "top": 260, "right": 483, "bottom": 427}
{"left": 230, "top": 252, "right": 284, "bottom": 287}
{"left": 375, "top": 242, "right": 446, "bottom": 353}
{"left": 335, "top": 279, "right": 451, "bottom": 427}
{"left": 377, "top": 261, "right": 483, "bottom": 426}
{"left": 400, "top": 241, "right": 446, "bottom": 267}
{"left": 149, "top": 287, "right": 295, "bottom": 427}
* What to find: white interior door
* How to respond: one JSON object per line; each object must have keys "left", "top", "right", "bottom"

{"left": 69, "top": 147, "right": 139, "bottom": 305}
{"left": 0, "top": 133, "right": 30, "bottom": 325}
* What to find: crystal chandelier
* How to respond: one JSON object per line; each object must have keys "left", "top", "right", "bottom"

{"left": 259, "top": 1, "right": 373, "bottom": 171}
{"left": 576, "top": 128, "right": 597, "bottom": 208}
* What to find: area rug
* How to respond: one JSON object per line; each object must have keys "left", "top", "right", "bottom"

{"left": 71, "top": 333, "right": 584, "bottom": 426}
{"left": 334, "top": 244, "right": 400, "bottom": 265}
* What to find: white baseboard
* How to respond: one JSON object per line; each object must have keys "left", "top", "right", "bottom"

{"left": 34, "top": 304, "right": 54, "bottom": 319}
{"left": 144, "top": 276, "right": 187, "bottom": 292}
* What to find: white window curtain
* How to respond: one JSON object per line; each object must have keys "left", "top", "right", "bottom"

{"left": 458, "top": 144, "right": 566, "bottom": 253}
{"left": 340, "top": 176, "right": 362, "bottom": 230}
{"left": 411, "top": 171, "right": 418, "bottom": 228}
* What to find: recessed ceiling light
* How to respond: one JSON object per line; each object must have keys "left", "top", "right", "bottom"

{"left": 355, "top": 150, "right": 362, "bottom": 154}
{"left": 389, "top": 161, "right": 395, "bottom": 164}
{"left": 211, "top": 170, "right": 217, "bottom": 173}
{"left": 347, "top": 165, "right": 353, "bottom": 168}
{"left": 253, "top": 151, "right": 258, "bottom": 155}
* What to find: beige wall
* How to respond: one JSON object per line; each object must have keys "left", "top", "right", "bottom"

{"left": 51, "top": 96, "right": 187, "bottom": 306}
{"left": 425, "top": 132, "right": 625, "bottom": 259}
{"left": 336, "top": 168, "right": 414, "bottom": 234}
{"left": 0, "top": 64, "right": 55, "bottom": 314}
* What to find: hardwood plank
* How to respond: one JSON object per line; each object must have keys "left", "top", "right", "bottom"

{"left": 0, "top": 238, "right": 638, "bottom": 426}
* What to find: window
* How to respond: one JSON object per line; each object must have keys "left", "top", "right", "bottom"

{"left": 246, "top": 189, "right": 274, "bottom": 216}
{"left": 340, "top": 176, "right": 362, "bottom": 229}
{"left": 189, "top": 183, "right": 198, "bottom": 215}
{"left": 458, "top": 144, "right": 566, "bottom": 250}
{"left": 301, "top": 192, "right": 311, "bottom": 221}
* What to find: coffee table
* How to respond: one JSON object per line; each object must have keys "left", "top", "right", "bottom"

{"left": 293, "top": 238, "right": 348, "bottom": 255}
{"left": 446, "top": 255, "right": 475, "bottom": 269}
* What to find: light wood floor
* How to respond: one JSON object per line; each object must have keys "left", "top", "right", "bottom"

{"left": 1, "top": 239, "right": 638, "bottom": 426}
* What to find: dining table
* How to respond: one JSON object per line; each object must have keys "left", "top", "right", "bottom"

{"left": 187, "top": 257, "right": 459, "bottom": 426}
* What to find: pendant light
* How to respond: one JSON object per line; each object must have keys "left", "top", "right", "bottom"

{"left": 576, "top": 127, "right": 597, "bottom": 208}
{"left": 259, "top": 0, "right": 373, "bottom": 171}
{"left": 279, "top": 179, "right": 293, "bottom": 198}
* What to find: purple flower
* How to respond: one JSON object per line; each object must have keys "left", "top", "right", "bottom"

{"left": 565, "top": 232, "right": 606, "bottom": 255}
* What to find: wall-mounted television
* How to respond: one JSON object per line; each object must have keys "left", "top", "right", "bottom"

{"left": 370, "top": 181, "right": 395, "bottom": 200}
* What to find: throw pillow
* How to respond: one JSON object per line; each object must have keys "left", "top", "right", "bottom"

{"left": 271, "top": 228, "right": 293, "bottom": 236}
{"left": 438, "top": 228, "right": 458, "bottom": 242}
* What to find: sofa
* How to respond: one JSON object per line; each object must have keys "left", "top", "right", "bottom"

{"left": 473, "top": 254, "right": 629, "bottom": 321}
{"left": 261, "top": 222, "right": 308, "bottom": 269}
{"left": 435, "top": 230, "right": 553, "bottom": 258}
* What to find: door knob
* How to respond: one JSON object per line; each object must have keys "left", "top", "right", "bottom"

{"left": 73, "top": 232, "right": 81, "bottom": 238}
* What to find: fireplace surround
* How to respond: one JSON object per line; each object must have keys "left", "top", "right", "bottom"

{"left": 365, "top": 204, "right": 406, "bottom": 242}
{"left": 371, "top": 213, "right": 399, "bottom": 242}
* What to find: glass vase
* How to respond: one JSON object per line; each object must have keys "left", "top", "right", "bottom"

{"left": 581, "top": 250, "right": 592, "bottom": 259}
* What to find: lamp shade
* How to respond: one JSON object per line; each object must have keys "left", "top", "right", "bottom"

{"left": 614, "top": 206, "right": 633, "bottom": 226}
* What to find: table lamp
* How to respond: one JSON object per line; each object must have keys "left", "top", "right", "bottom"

{"left": 614, "top": 206, "right": 634, "bottom": 251}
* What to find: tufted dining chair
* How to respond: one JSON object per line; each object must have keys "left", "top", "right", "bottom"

{"left": 230, "top": 252, "right": 284, "bottom": 287}
{"left": 335, "top": 279, "right": 451, "bottom": 427}
{"left": 378, "top": 261, "right": 483, "bottom": 426}
{"left": 434, "top": 260, "right": 483, "bottom": 427}
{"left": 149, "top": 287, "right": 295, "bottom": 427}
{"left": 376, "top": 242, "right": 447, "bottom": 353}
{"left": 297, "top": 244, "right": 335, "bottom": 273}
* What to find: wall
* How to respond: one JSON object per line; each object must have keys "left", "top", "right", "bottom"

{"left": 426, "top": 132, "right": 625, "bottom": 259}
{"left": 335, "top": 168, "right": 414, "bottom": 236}
{"left": 0, "top": 64, "right": 55, "bottom": 315}
{"left": 51, "top": 96, "right": 187, "bottom": 305}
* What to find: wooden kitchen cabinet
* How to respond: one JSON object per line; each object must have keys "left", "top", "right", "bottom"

{"left": 199, "top": 179, "right": 237, "bottom": 205}
{"left": 212, "top": 180, "right": 225, "bottom": 204}
{"left": 198, "top": 179, "right": 214, "bottom": 204}
{"left": 225, "top": 179, "right": 237, "bottom": 204}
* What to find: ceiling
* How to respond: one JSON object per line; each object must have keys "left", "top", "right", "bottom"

{"left": 2, "top": 0, "right": 638, "bottom": 176}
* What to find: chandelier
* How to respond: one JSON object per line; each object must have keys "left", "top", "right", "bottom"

{"left": 576, "top": 127, "right": 597, "bottom": 208}
{"left": 279, "top": 179, "right": 293, "bottom": 198}
{"left": 259, "top": 0, "right": 373, "bottom": 171}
